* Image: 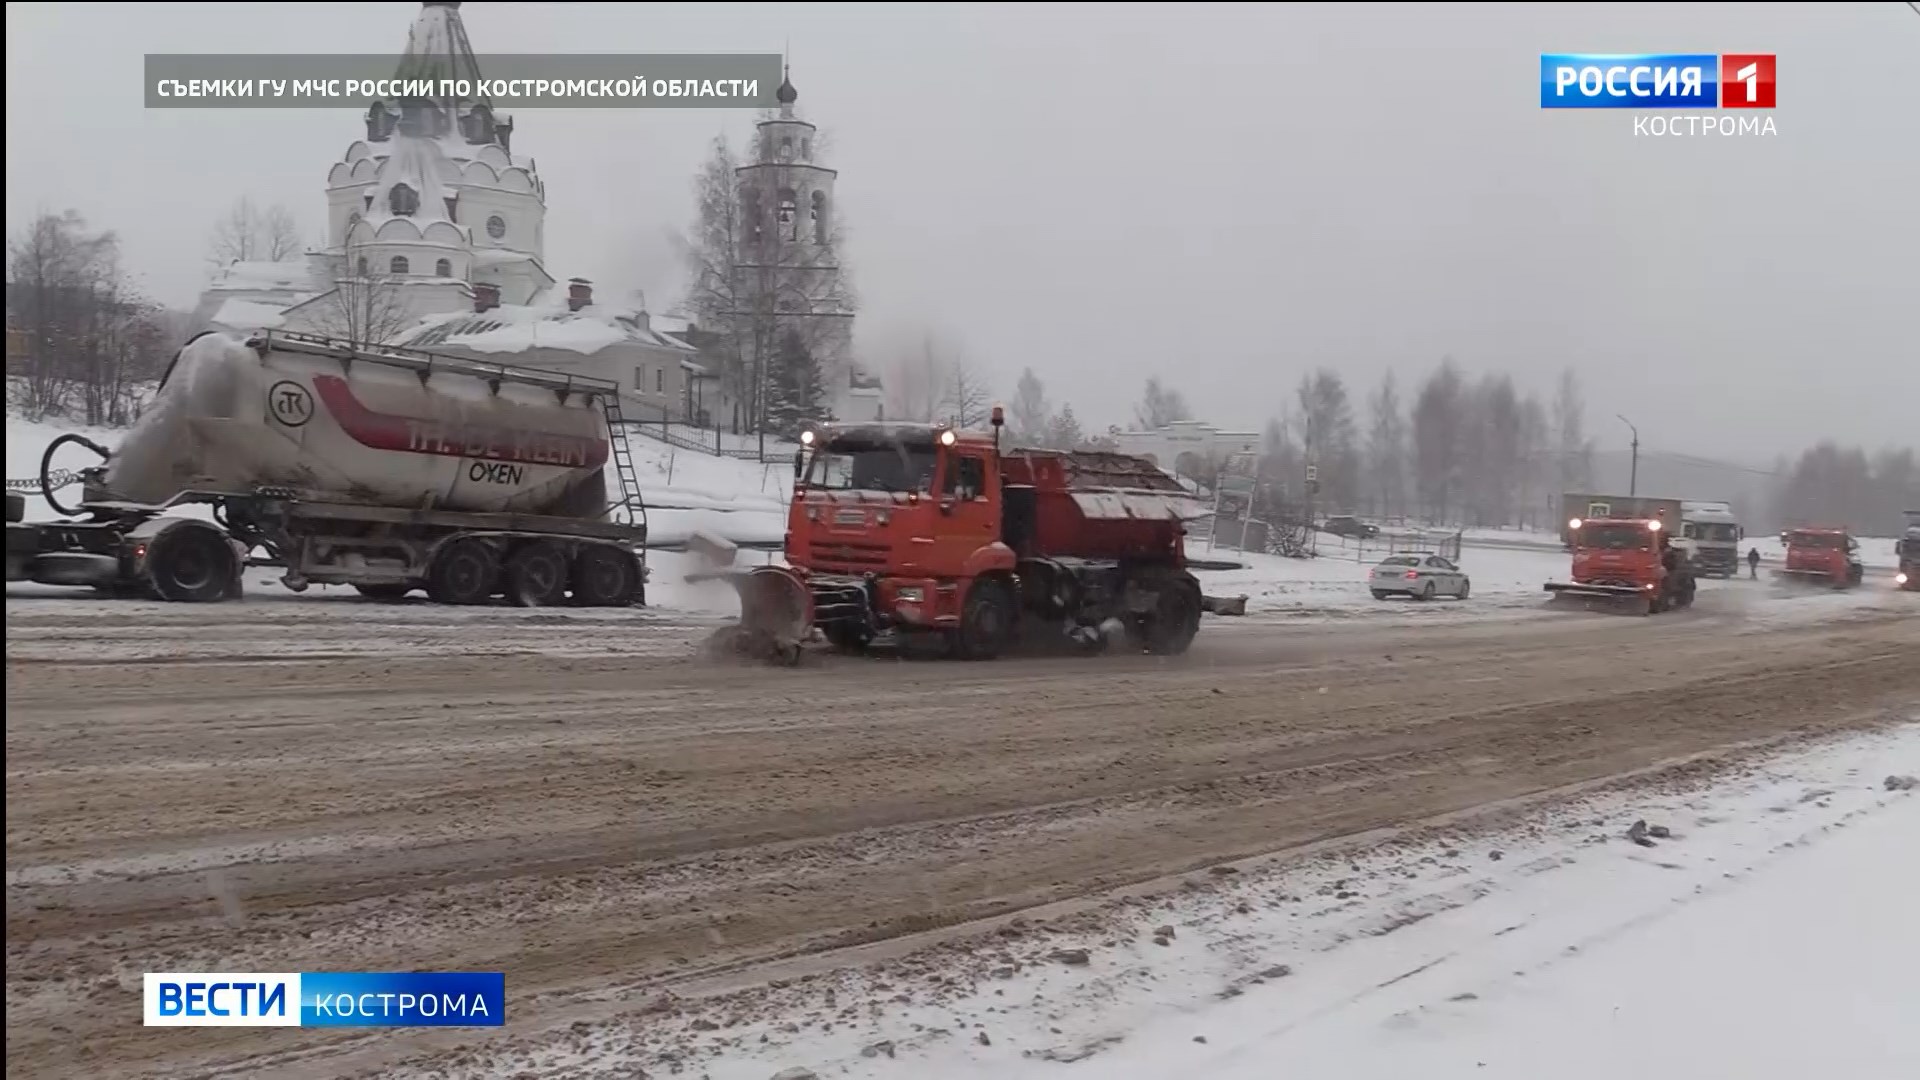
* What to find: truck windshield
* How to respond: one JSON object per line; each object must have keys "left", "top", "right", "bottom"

{"left": 805, "top": 438, "right": 937, "bottom": 494}
{"left": 1694, "top": 523, "right": 1738, "bottom": 542}
{"left": 1576, "top": 524, "right": 1653, "bottom": 550}
{"left": 1786, "top": 531, "right": 1843, "bottom": 549}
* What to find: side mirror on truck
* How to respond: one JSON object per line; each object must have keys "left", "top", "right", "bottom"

{"left": 792, "top": 449, "right": 805, "bottom": 481}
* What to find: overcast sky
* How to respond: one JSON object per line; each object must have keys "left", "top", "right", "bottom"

{"left": 6, "top": 2, "right": 1917, "bottom": 460}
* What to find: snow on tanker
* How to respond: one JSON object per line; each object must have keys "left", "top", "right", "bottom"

{"left": 5, "top": 331, "right": 648, "bottom": 605}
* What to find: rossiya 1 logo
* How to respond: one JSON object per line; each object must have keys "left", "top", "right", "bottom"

{"left": 1538, "top": 53, "right": 1777, "bottom": 138}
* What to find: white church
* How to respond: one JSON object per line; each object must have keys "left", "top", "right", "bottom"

{"left": 194, "top": 0, "right": 878, "bottom": 428}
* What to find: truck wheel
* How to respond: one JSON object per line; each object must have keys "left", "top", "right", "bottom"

{"left": 505, "top": 542, "right": 569, "bottom": 607}
{"left": 355, "top": 583, "right": 412, "bottom": 602}
{"left": 571, "top": 544, "right": 640, "bottom": 607}
{"left": 1142, "top": 582, "right": 1201, "bottom": 656}
{"left": 427, "top": 539, "right": 498, "bottom": 605}
{"left": 147, "top": 526, "right": 237, "bottom": 603}
{"left": 955, "top": 578, "right": 1012, "bottom": 660}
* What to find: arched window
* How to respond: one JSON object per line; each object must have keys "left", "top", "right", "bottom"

{"left": 390, "top": 255, "right": 410, "bottom": 275}
{"left": 778, "top": 137, "right": 794, "bottom": 162}
{"left": 486, "top": 214, "right": 506, "bottom": 240}
{"left": 810, "top": 190, "right": 829, "bottom": 245}
{"left": 777, "top": 187, "right": 797, "bottom": 241}
{"left": 389, "top": 183, "right": 419, "bottom": 216}
{"left": 435, "top": 258, "right": 453, "bottom": 278}
{"left": 356, "top": 256, "right": 368, "bottom": 276}
{"left": 801, "top": 137, "right": 811, "bottom": 159}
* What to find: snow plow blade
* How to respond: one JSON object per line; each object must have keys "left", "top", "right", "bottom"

{"left": 1543, "top": 581, "right": 1648, "bottom": 599}
{"left": 686, "top": 565, "right": 815, "bottom": 665}
{"left": 1202, "top": 593, "right": 1249, "bottom": 617}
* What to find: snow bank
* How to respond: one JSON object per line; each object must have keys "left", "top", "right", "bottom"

{"left": 535, "top": 722, "right": 1918, "bottom": 1080}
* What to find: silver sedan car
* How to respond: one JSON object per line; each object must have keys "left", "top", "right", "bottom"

{"left": 1369, "top": 553, "right": 1471, "bottom": 601}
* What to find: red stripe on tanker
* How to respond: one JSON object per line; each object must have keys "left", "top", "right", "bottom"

{"left": 311, "top": 374, "right": 608, "bottom": 470}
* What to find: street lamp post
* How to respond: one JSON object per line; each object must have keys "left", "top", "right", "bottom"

{"left": 1616, "top": 414, "right": 1640, "bottom": 496}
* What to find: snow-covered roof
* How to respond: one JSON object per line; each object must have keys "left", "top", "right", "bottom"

{"left": 207, "top": 298, "right": 289, "bottom": 331}
{"left": 400, "top": 300, "right": 701, "bottom": 358}
{"left": 205, "top": 260, "right": 315, "bottom": 294}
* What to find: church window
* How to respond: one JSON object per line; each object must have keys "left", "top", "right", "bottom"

{"left": 390, "top": 255, "right": 410, "bottom": 275}
{"left": 356, "top": 256, "right": 368, "bottom": 276}
{"left": 777, "top": 187, "right": 798, "bottom": 241}
{"left": 778, "top": 137, "right": 793, "bottom": 162}
{"left": 435, "top": 258, "right": 453, "bottom": 278}
{"left": 655, "top": 367, "right": 664, "bottom": 393}
{"left": 487, "top": 214, "right": 506, "bottom": 240}
{"left": 389, "top": 183, "right": 419, "bottom": 216}
{"left": 802, "top": 138, "right": 811, "bottom": 158}
{"left": 811, "top": 190, "right": 829, "bottom": 245}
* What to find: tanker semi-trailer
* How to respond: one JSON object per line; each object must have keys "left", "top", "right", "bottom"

{"left": 5, "top": 330, "right": 648, "bottom": 606}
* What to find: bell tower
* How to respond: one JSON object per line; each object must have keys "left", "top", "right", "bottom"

{"left": 732, "top": 65, "right": 857, "bottom": 412}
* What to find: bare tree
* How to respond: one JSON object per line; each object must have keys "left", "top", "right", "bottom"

{"left": 1009, "top": 367, "right": 1050, "bottom": 442}
{"left": 1552, "top": 368, "right": 1594, "bottom": 492}
{"left": 1412, "top": 358, "right": 1466, "bottom": 523}
{"left": 8, "top": 209, "right": 122, "bottom": 417}
{"left": 941, "top": 349, "right": 992, "bottom": 428}
{"left": 1133, "top": 376, "right": 1192, "bottom": 430}
{"left": 884, "top": 330, "right": 961, "bottom": 423}
{"left": 308, "top": 235, "right": 413, "bottom": 347}
{"left": 1364, "top": 372, "right": 1407, "bottom": 520}
{"left": 673, "top": 136, "right": 753, "bottom": 428}
{"left": 1297, "top": 368, "right": 1359, "bottom": 511}
{"left": 1042, "top": 403, "right": 1086, "bottom": 449}
{"left": 208, "top": 197, "right": 303, "bottom": 267}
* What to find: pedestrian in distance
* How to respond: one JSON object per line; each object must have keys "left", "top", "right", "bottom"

{"left": 1747, "top": 547, "right": 1761, "bottom": 579}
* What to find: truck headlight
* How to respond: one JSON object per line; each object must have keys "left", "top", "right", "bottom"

{"left": 896, "top": 586, "right": 924, "bottom": 602}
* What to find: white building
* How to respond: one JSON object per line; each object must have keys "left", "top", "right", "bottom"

{"left": 190, "top": 1, "right": 710, "bottom": 417}
{"left": 730, "top": 68, "right": 879, "bottom": 423}
{"left": 1111, "top": 420, "right": 1260, "bottom": 480}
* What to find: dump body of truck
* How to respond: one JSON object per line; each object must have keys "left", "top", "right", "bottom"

{"left": 6, "top": 331, "right": 647, "bottom": 606}
{"left": 771, "top": 417, "right": 1207, "bottom": 659}
{"left": 1775, "top": 527, "right": 1864, "bottom": 589}
{"left": 1544, "top": 515, "right": 1696, "bottom": 615}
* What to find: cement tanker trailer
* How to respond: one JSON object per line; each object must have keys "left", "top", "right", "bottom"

{"left": 5, "top": 330, "right": 648, "bottom": 605}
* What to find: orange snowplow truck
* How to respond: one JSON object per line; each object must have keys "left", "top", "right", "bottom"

{"left": 764, "top": 410, "right": 1206, "bottom": 659}
{"left": 1544, "top": 516, "right": 1697, "bottom": 615}
{"left": 1774, "top": 527, "right": 1864, "bottom": 589}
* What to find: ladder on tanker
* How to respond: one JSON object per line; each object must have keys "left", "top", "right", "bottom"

{"left": 598, "top": 395, "right": 648, "bottom": 530}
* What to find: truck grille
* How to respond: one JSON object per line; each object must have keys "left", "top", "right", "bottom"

{"left": 804, "top": 541, "right": 890, "bottom": 573}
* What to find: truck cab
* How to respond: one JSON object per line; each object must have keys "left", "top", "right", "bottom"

{"left": 1679, "top": 502, "right": 1743, "bottom": 578}
{"left": 1778, "top": 527, "right": 1864, "bottom": 588}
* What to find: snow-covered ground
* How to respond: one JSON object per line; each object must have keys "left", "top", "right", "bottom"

{"left": 502, "top": 721, "right": 1919, "bottom": 1080}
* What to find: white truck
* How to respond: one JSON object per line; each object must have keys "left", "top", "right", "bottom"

{"left": 1680, "top": 500, "right": 1743, "bottom": 578}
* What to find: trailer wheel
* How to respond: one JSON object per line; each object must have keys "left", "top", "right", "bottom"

{"left": 954, "top": 577, "right": 1012, "bottom": 660}
{"left": 428, "top": 539, "right": 498, "bottom": 605}
{"left": 1141, "top": 581, "right": 1202, "bottom": 656}
{"left": 571, "top": 544, "right": 640, "bottom": 607}
{"left": 506, "top": 542, "right": 570, "bottom": 607}
{"left": 147, "top": 525, "right": 236, "bottom": 603}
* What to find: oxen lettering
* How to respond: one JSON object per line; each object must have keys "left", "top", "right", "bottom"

{"left": 468, "top": 460, "right": 526, "bottom": 486}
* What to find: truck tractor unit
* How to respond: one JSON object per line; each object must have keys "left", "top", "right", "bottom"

{"left": 1680, "top": 500, "right": 1743, "bottom": 578}
{"left": 1544, "top": 516, "right": 1698, "bottom": 615}
{"left": 1899, "top": 511, "right": 1919, "bottom": 591}
{"left": 713, "top": 409, "right": 1211, "bottom": 661}
{"left": 6, "top": 331, "right": 648, "bottom": 606}
{"left": 1773, "top": 527, "right": 1864, "bottom": 590}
